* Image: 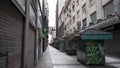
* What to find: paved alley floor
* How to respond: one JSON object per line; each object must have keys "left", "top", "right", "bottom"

{"left": 35, "top": 46, "right": 120, "bottom": 68}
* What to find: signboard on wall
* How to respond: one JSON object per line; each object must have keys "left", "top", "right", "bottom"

{"left": 42, "top": 26, "right": 48, "bottom": 35}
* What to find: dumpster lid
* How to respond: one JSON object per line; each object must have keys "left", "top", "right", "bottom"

{"left": 80, "top": 29, "right": 113, "bottom": 40}
{"left": 80, "top": 29, "right": 112, "bottom": 34}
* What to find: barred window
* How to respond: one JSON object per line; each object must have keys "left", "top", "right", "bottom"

{"left": 83, "top": 18, "right": 87, "bottom": 27}
{"left": 91, "top": 12, "right": 97, "bottom": 23}
{"left": 103, "top": 1, "right": 114, "bottom": 17}
{"left": 77, "top": 21, "right": 81, "bottom": 30}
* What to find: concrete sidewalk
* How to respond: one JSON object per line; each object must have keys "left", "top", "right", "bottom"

{"left": 35, "top": 46, "right": 120, "bottom": 68}
{"left": 35, "top": 46, "right": 53, "bottom": 68}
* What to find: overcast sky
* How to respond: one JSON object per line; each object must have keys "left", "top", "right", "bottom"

{"left": 47, "top": 0, "right": 57, "bottom": 43}
{"left": 47, "top": 0, "right": 57, "bottom": 27}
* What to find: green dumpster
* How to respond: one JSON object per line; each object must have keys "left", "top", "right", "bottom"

{"left": 77, "top": 29, "right": 113, "bottom": 65}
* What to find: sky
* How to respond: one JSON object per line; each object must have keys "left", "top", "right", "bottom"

{"left": 47, "top": 0, "right": 57, "bottom": 27}
{"left": 47, "top": 0, "right": 57, "bottom": 43}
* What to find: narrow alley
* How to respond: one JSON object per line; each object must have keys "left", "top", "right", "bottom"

{"left": 0, "top": 0, "right": 120, "bottom": 68}
{"left": 35, "top": 45, "right": 120, "bottom": 68}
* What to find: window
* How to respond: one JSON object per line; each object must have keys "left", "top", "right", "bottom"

{"left": 69, "top": 10, "right": 71, "bottom": 13}
{"left": 76, "top": 0, "right": 79, "bottom": 5}
{"left": 72, "top": 5, "right": 75, "bottom": 11}
{"left": 64, "top": 9, "right": 66, "bottom": 14}
{"left": 64, "top": 25, "right": 66, "bottom": 30}
{"left": 77, "top": 21, "right": 81, "bottom": 30}
{"left": 103, "top": 1, "right": 114, "bottom": 17}
{"left": 82, "top": 4, "right": 86, "bottom": 14}
{"left": 72, "top": 1, "right": 75, "bottom": 11}
{"left": 90, "top": 0, "right": 96, "bottom": 6}
{"left": 82, "top": 18, "right": 87, "bottom": 28}
{"left": 30, "top": 5, "right": 36, "bottom": 26}
{"left": 69, "top": 20, "right": 71, "bottom": 25}
{"left": 91, "top": 12, "right": 97, "bottom": 23}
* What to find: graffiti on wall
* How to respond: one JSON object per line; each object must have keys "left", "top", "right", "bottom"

{"left": 85, "top": 40, "right": 105, "bottom": 64}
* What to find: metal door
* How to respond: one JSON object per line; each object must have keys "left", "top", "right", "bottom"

{"left": 0, "top": 5, "right": 23, "bottom": 68}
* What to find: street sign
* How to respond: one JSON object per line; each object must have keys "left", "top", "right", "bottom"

{"left": 42, "top": 26, "right": 48, "bottom": 35}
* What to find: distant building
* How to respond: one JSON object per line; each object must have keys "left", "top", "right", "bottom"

{"left": 51, "top": 27, "right": 56, "bottom": 39}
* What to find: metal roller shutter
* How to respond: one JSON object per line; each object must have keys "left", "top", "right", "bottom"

{"left": 27, "top": 25, "right": 35, "bottom": 68}
{"left": 0, "top": 10, "right": 23, "bottom": 68}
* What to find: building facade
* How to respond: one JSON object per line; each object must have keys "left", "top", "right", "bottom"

{"left": 0, "top": 0, "right": 48, "bottom": 68}
{"left": 42, "top": 0, "right": 49, "bottom": 52}
{"left": 56, "top": 0, "right": 120, "bottom": 57}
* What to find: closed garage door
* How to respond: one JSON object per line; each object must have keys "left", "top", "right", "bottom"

{"left": 0, "top": 1, "right": 24, "bottom": 68}
{"left": 28, "top": 25, "right": 35, "bottom": 68}
{"left": 0, "top": 11, "right": 23, "bottom": 68}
